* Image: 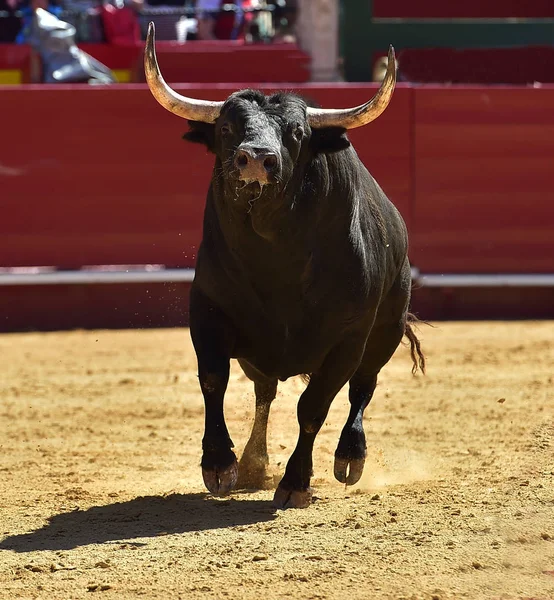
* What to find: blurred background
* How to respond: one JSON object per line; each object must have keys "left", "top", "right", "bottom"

{"left": 1, "top": 0, "right": 553, "bottom": 331}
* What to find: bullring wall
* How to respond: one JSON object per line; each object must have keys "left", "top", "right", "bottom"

{"left": 1, "top": 83, "right": 553, "bottom": 329}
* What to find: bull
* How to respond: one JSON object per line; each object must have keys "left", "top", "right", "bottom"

{"left": 144, "top": 23, "right": 425, "bottom": 509}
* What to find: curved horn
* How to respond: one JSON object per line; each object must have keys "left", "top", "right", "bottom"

{"left": 307, "top": 46, "right": 397, "bottom": 130}
{"left": 144, "top": 22, "right": 223, "bottom": 123}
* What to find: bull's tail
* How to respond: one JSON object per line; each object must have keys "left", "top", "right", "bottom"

{"left": 404, "top": 313, "right": 427, "bottom": 375}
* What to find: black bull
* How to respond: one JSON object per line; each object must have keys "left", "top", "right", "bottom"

{"left": 145, "top": 24, "right": 425, "bottom": 509}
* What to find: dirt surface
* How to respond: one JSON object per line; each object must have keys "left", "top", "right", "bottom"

{"left": 0, "top": 322, "right": 553, "bottom": 600}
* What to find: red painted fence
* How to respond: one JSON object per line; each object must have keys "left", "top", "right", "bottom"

{"left": 397, "top": 47, "right": 554, "bottom": 85}
{"left": 0, "top": 83, "right": 413, "bottom": 269}
{"left": 0, "top": 42, "right": 310, "bottom": 84}
{"left": 412, "top": 86, "right": 554, "bottom": 274}
{"left": 1, "top": 83, "right": 554, "bottom": 328}
{"left": 373, "top": 0, "right": 554, "bottom": 18}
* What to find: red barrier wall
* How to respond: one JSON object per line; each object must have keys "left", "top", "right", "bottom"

{"left": 1, "top": 83, "right": 554, "bottom": 329}
{"left": 129, "top": 42, "right": 310, "bottom": 84}
{"left": 0, "top": 44, "right": 32, "bottom": 82}
{"left": 0, "top": 83, "right": 413, "bottom": 268}
{"left": 373, "top": 0, "right": 554, "bottom": 18}
{"left": 3, "top": 284, "right": 554, "bottom": 333}
{"left": 398, "top": 47, "right": 554, "bottom": 85}
{"left": 411, "top": 86, "right": 554, "bottom": 274}
{"left": 0, "top": 282, "right": 190, "bottom": 331}
{"left": 0, "top": 42, "right": 310, "bottom": 85}
{"left": 3, "top": 83, "right": 554, "bottom": 273}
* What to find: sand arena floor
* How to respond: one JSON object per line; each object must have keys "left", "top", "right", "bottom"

{"left": 0, "top": 321, "right": 553, "bottom": 599}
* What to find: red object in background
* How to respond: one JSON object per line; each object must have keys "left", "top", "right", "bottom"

{"left": 129, "top": 42, "right": 310, "bottom": 84}
{"left": 1, "top": 85, "right": 216, "bottom": 269}
{"left": 372, "top": 0, "right": 554, "bottom": 18}
{"left": 411, "top": 86, "right": 554, "bottom": 274}
{"left": 398, "top": 47, "right": 554, "bottom": 85}
{"left": 0, "top": 83, "right": 411, "bottom": 269}
{"left": 1, "top": 284, "right": 553, "bottom": 332}
{"left": 0, "top": 44, "right": 32, "bottom": 82}
{"left": 1, "top": 83, "right": 554, "bottom": 330}
{"left": 0, "top": 43, "right": 310, "bottom": 84}
{"left": 101, "top": 4, "right": 141, "bottom": 44}
{"left": 0, "top": 282, "right": 193, "bottom": 331}
{"left": 212, "top": 0, "right": 237, "bottom": 40}
{"left": 2, "top": 83, "right": 554, "bottom": 275}
{"left": 78, "top": 42, "right": 141, "bottom": 70}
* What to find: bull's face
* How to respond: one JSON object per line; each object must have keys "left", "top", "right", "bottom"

{"left": 184, "top": 91, "right": 310, "bottom": 202}
{"left": 143, "top": 22, "right": 396, "bottom": 206}
{"left": 219, "top": 91, "right": 303, "bottom": 189}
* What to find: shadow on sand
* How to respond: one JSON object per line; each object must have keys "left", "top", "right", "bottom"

{"left": 0, "top": 493, "right": 277, "bottom": 553}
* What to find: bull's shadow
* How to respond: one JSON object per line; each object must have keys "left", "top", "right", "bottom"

{"left": 0, "top": 493, "right": 276, "bottom": 553}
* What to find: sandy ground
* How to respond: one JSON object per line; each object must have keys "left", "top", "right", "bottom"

{"left": 0, "top": 322, "right": 553, "bottom": 600}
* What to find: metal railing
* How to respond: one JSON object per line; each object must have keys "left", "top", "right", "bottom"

{"left": 3, "top": 265, "right": 554, "bottom": 288}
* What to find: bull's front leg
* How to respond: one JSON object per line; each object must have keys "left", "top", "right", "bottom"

{"left": 190, "top": 288, "right": 238, "bottom": 496}
{"left": 273, "top": 336, "right": 367, "bottom": 509}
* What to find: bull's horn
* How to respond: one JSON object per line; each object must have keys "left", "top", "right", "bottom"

{"left": 144, "top": 22, "right": 223, "bottom": 123}
{"left": 307, "top": 46, "right": 396, "bottom": 130}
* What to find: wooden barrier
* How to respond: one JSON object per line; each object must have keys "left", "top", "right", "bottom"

{"left": 1, "top": 83, "right": 553, "bottom": 329}
{"left": 411, "top": 86, "right": 554, "bottom": 274}
{"left": 0, "top": 42, "right": 310, "bottom": 85}
{"left": 0, "top": 44, "right": 31, "bottom": 83}
{"left": 397, "top": 46, "right": 554, "bottom": 85}
{"left": 0, "top": 83, "right": 413, "bottom": 269}
{"left": 372, "top": 0, "right": 554, "bottom": 18}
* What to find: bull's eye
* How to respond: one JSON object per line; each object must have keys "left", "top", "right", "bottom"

{"left": 292, "top": 125, "right": 303, "bottom": 141}
{"left": 220, "top": 123, "right": 232, "bottom": 137}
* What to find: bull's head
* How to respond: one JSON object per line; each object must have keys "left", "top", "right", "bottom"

{"left": 144, "top": 23, "right": 396, "bottom": 205}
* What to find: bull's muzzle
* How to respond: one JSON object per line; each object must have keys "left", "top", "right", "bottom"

{"left": 234, "top": 146, "right": 280, "bottom": 185}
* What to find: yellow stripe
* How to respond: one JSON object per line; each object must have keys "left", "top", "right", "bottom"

{"left": 0, "top": 70, "right": 22, "bottom": 84}
{"left": 0, "top": 69, "right": 132, "bottom": 84}
{"left": 113, "top": 69, "right": 132, "bottom": 83}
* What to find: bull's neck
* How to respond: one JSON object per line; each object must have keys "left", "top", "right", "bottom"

{"left": 219, "top": 189, "right": 305, "bottom": 250}
{"left": 209, "top": 152, "right": 356, "bottom": 259}
{"left": 212, "top": 171, "right": 301, "bottom": 243}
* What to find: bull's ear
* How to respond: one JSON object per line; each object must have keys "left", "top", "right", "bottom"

{"left": 310, "top": 126, "right": 351, "bottom": 155}
{"left": 182, "top": 121, "right": 216, "bottom": 153}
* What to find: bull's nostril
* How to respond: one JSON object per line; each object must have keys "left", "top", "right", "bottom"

{"left": 237, "top": 153, "right": 248, "bottom": 168}
{"left": 263, "top": 155, "right": 278, "bottom": 172}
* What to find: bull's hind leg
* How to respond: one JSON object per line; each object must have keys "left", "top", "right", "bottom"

{"left": 334, "top": 320, "right": 405, "bottom": 485}
{"left": 236, "top": 360, "right": 278, "bottom": 489}
{"left": 335, "top": 259, "right": 414, "bottom": 486}
{"left": 334, "top": 371, "right": 378, "bottom": 485}
{"left": 273, "top": 336, "right": 367, "bottom": 509}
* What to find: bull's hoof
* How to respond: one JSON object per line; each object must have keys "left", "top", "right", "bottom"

{"left": 202, "top": 459, "right": 238, "bottom": 496}
{"left": 334, "top": 456, "right": 365, "bottom": 485}
{"left": 272, "top": 485, "right": 312, "bottom": 509}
